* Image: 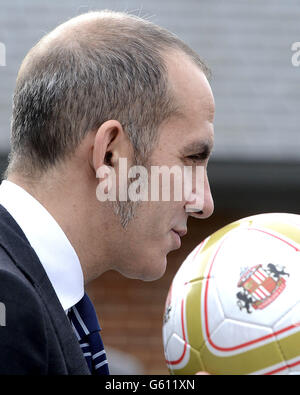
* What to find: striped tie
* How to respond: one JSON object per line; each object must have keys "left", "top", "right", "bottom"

{"left": 68, "top": 293, "right": 109, "bottom": 375}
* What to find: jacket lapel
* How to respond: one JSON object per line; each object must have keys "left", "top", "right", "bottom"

{"left": 0, "top": 204, "right": 90, "bottom": 375}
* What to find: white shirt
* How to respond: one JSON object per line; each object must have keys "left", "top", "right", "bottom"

{"left": 0, "top": 180, "right": 84, "bottom": 312}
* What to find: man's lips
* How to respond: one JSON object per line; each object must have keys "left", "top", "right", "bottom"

{"left": 170, "top": 228, "right": 187, "bottom": 249}
{"left": 171, "top": 230, "right": 181, "bottom": 248}
{"left": 172, "top": 228, "right": 187, "bottom": 238}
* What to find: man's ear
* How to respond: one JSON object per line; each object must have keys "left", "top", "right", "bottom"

{"left": 91, "top": 120, "right": 132, "bottom": 172}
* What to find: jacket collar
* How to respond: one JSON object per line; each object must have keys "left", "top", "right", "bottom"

{"left": 0, "top": 180, "right": 84, "bottom": 311}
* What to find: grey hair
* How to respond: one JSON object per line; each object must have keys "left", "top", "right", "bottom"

{"left": 6, "top": 10, "right": 210, "bottom": 180}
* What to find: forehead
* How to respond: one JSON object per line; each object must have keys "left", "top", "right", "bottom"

{"left": 165, "top": 50, "right": 215, "bottom": 117}
{"left": 155, "top": 51, "right": 215, "bottom": 154}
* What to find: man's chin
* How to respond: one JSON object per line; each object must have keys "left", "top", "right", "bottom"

{"left": 141, "top": 256, "right": 168, "bottom": 282}
{"left": 118, "top": 256, "right": 168, "bottom": 282}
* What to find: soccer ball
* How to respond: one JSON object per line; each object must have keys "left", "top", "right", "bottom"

{"left": 162, "top": 213, "right": 300, "bottom": 375}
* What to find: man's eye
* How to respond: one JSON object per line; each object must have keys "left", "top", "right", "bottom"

{"left": 187, "top": 154, "right": 206, "bottom": 162}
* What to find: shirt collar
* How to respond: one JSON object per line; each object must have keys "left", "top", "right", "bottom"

{"left": 0, "top": 180, "right": 84, "bottom": 311}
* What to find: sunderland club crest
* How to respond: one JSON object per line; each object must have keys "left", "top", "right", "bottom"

{"left": 236, "top": 263, "right": 289, "bottom": 313}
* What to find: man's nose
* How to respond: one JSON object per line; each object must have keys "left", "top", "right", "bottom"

{"left": 185, "top": 172, "right": 214, "bottom": 219}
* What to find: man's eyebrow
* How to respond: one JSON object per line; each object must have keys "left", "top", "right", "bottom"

{"left": 180, "top": 140, "right": 214, "bottom": 159}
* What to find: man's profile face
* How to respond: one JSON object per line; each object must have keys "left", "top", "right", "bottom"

{"left": 108, "top": 52, "right": 215, "bottom": 282}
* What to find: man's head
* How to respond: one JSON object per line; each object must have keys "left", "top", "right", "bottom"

{"left": 7, "top": 10, "right": 215, "bottom": 283}
{"left": 8, "top": 10, "right": 210, "bottom": 177}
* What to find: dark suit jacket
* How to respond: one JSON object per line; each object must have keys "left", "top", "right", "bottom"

{"left": 0, "top": 204, "right": 90, "bottom": 374}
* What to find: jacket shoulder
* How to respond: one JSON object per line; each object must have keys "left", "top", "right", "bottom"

{"left": 0, "top": 248, "right": 49, "bottom": 374}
